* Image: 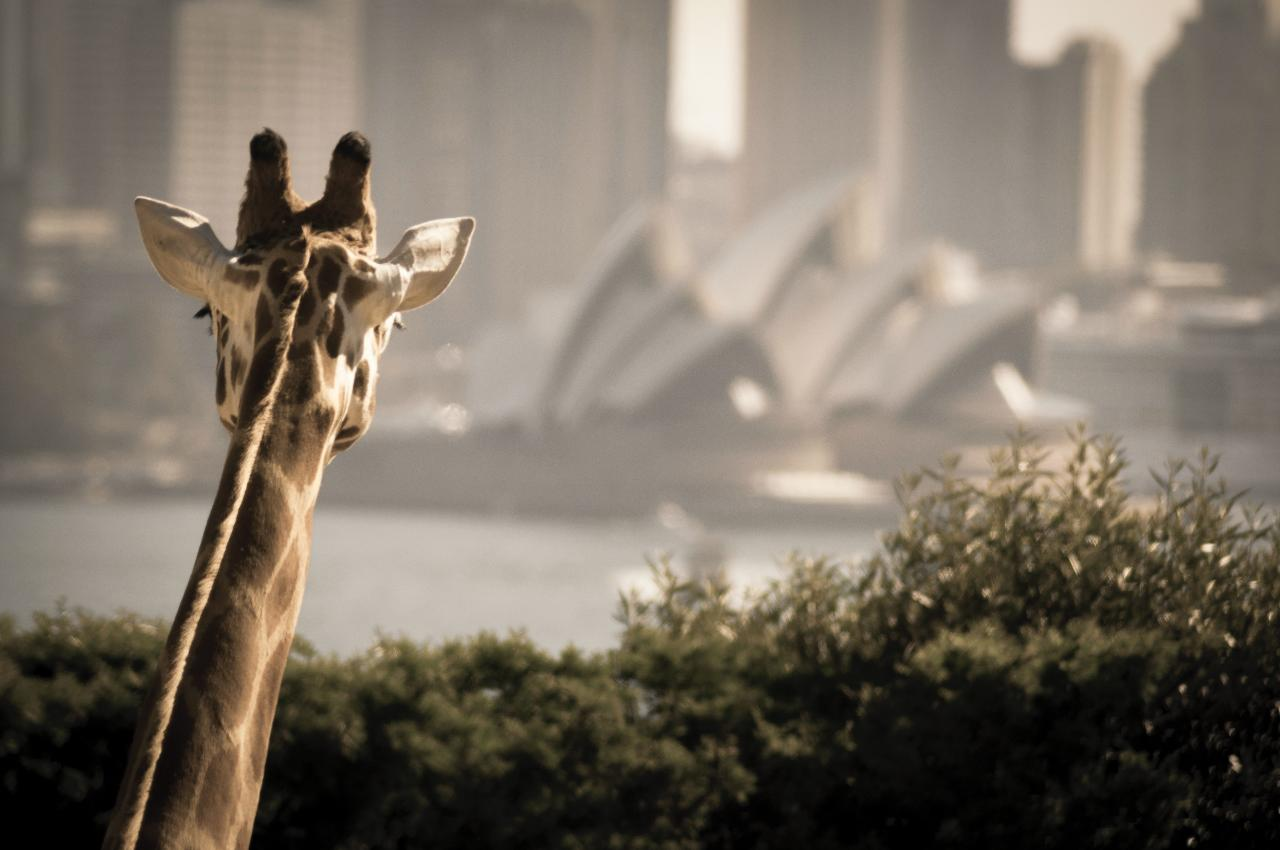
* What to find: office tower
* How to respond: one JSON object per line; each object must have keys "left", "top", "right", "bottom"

{"left": 894, "top": 0, "right": 1024, "bottom": 263}
{"left": 1022, "top": 39, "right": 1134, "bottom": 269}
{"left": 25, "top": 0, "right": 174, "bottom": 224}
{"left": 739, "top": 0, "right": 899, "bottom": 220}
{"left": 365, "top": 0, "right": 671, "bottom": 329}
{"left": 1141, "top": 0, "right": 1280, "bottom": 286}
{"left": 1, "top": 0, "right": 31, "bottom": 290}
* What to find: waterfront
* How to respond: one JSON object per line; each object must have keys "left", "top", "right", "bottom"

{"left": 0, "top": 496, "right": 879, "bottom": 653}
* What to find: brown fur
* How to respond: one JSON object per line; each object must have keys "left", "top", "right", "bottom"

{"left": 235, "top": 129, "right": 306, "bottom": 250}
{"left": 238, "top": 129, "right": 377, "bottom": 254}
{"left": 342, "top": 273, "right": 377, "bottom": 308}
{"left": 226, "top": 267, "right": 260, "bottom": 287}
{"left": 296, "top": 132, "right": 377, "bottom": 251}
{"left": 103, "top": 263, "right": 315, "bottom": 850}
{"left": 316, "top": 254, "right": 343, "bottom": 299}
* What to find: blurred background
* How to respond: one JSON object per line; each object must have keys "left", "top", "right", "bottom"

{"left": 2, "top": 0, "right": 1277, "bottom": 651}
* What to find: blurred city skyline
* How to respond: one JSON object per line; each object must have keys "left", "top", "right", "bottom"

{"left": 1, "top": 0, "right": 1277, "bottom": 513}
{"left": 671, "top": 0, "right": 1201, "bottom": 157}
{"left": 2, "top": 0, "right": 1278, "bottom": 656}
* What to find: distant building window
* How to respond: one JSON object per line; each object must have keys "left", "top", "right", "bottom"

{"left": 1174, "top": 369, "right": 1228, "bottom": 433}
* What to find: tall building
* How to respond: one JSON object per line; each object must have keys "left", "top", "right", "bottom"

{"left": 4, "top": 0, "right": 193, "bottom": 450}
{"left": 894, "top": 0, "right": 1025, "bottom": 264}
{"left": 0, "top": 0, "right": 31, "bottom": 291}
{"left": 738, "top": 0, "right": 1024, "bottom": 261}
{"left": 738, "top": 0, "right": 1137, "bottom": 271}
{"left": 1021, "top": 39, "right": 1135, "bottom": 270}
{"left": 1141, "top": 0, "right": 1280, "bottom": 287}
{"left": 738, "top": 0, "right": 900, "bottom": 220}
{"left": 365, "top": 0, "right": 671, "bottom": 330}
{"left": 25, "top": 0, "right": 175, "bottom": 223}
{"left": 169, "top": 0, "right": 362, "bottom": 238}
{"left": 1075, "top": 40, "right": 1135, "bottom": 269}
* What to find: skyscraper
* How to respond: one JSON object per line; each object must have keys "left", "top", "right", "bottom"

{"left": 1021, "top": 39, "right": 1135, "bottom": 269}
{"left": 738, "top": 0, "right": 1136, "bottom": 271}
{"left": 22, "top": 0, "right": 174, "bottom": 229}
{"left": 0, "top": 0, "right": 207, "bottom": 452}
{"left": 739, "top": 0, "right": 1022, "bottom": 259}
{"left": 1141, "top": 0, "right": 1280, "bottom": 287}
{"left": 894, "top": 0, "right": 1024, "bottom": 263}
{"left": 738, "top": 0, "right": 899, "bottom": 220}
{"left": 0, "top": 0, "right": 30, "bottom": 291}
{"left": 365, "top": 0, "right": 671, "bottom": 331}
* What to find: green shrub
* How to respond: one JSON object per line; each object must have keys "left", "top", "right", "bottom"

{"left": 0, "top": 608, "right": 165, "bottom": 846}
{"left": 2, "top": 431, "right": 1277, "bottom": 848}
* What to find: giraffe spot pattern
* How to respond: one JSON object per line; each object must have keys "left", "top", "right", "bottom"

{"left": 324, "top": 307, "right": 345, "bottom": 360}
{"left": 351, "top": 361, "right": 369, "bottom": 401}
{"left": 237, "top": 339, "right": 282, "bottom": 423}
{"left": 216, "top": 361, "right": 227, "bottom": 405}
{"left": 194, "top": 746, "right": 243, "bottom": 840}
{"left": 254, "top": 293, "right": 273, "bottom": 341}
{"left": 265, "top": 551, "right": 301, "bottom": 621}
{"left": 223, "top": 474, "right": 297, "bottom": 586}
{"left": 266, "top": 259, "right": 291, "bottom": 298}
{"left": 208, "top": 239, "right": 394, "bottom": 461}
{"left": 229, "top": 351, "right": 246, "bottom": 386}
{"left": 342, "top": 272, "right": 376, "bottom": 308}
{"left": 247, "top": 636, "right": 293, "bottom": 773}
{"left": 316, "top": 255, "right": 342, "bottom": 300}
{"left": 296, "top": 285, "right": 318, "bottom": 326}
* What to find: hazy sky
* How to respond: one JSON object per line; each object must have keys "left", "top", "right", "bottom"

{"left": 671, "top": 0, "right": 1202, "bottom": 157}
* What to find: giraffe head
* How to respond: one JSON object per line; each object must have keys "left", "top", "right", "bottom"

{"left": 135, "top": 129, "right": 473, "bottom": 460}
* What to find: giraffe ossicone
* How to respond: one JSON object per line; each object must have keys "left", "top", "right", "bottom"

{"left": 103, "top": 129, "right": 473, "bottom": 850}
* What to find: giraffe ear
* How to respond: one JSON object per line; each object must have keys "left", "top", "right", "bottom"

{"left": 379, "top": 217, "right": 475, "bottom": 311}
{"left": 135, "top": 196, "right": 233, "bottom": 300}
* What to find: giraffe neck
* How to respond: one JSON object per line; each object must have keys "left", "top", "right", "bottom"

{"left": 105, "top": 275, "right": 338, "bottom": 850}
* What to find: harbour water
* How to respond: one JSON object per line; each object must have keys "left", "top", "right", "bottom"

{"left": 0, "top": 497, "right": 880, "bottom": 653}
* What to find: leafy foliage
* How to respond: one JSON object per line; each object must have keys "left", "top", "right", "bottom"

{"left": 0, "top": 608, "right": 165, "bottom": 846}
{"left": 3, "top": 431, "right": 1278, "bottom": 848}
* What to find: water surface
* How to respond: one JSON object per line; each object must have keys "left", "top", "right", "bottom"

{"left": 1, "top": 497, "right": 878, "bottom": 652}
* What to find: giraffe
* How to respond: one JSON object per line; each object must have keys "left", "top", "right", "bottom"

{"left": 101, "top": 129, "right": 473, "bottom": 850}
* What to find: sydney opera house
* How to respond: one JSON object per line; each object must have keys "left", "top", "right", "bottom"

{"left": 468, "top": 173, "right": 1043, "bottom": 457}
